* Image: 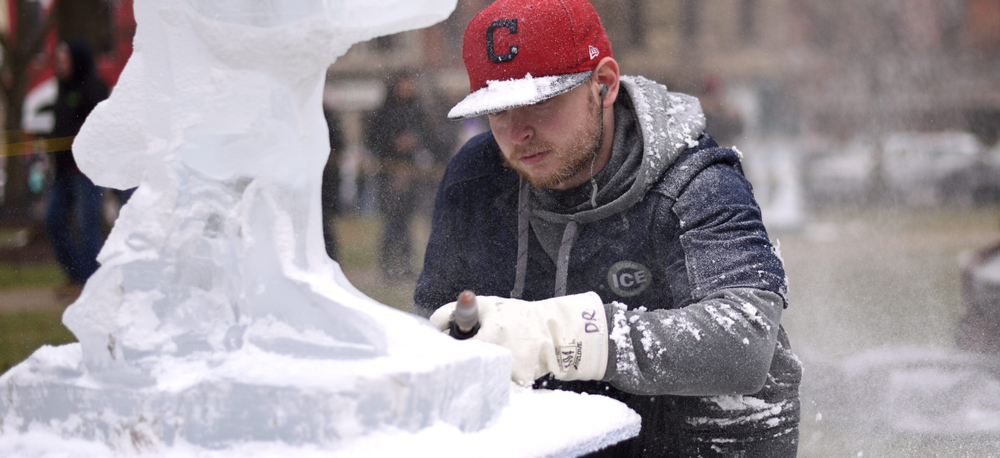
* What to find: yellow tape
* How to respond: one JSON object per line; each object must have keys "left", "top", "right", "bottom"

{"left": 0, "top": 136, "right": 75, "bottom": 158}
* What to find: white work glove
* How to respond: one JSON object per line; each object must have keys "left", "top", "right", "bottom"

{"left": 430, "top": 292, "right": 609, "bottom": 386}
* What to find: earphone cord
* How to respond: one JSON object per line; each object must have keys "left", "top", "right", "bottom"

{"left": 589, "top": 84, "right": 609, "bottom": 209}
{"left": 589, "top": 105, "right": 603, "bottom": 209}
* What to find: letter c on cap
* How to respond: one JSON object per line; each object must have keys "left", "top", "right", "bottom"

{"left": 486, "top": 19, "right": 519, "bottom": 64}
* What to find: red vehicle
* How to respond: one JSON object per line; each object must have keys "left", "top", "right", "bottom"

{"left": 17, "top": 0, "right": 136, "bottom": 134}
{"left": 0, "top": 1, "right": 135, "bottom": 219}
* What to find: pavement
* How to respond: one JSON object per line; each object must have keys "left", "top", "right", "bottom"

{"left": 0, "top": 218, "right": 76, "bottom": 313}
{"left": 0, "top": 286, "right": 76, "bottom": 313}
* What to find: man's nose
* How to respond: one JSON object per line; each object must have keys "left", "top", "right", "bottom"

{"left": 504, "top": 108, "right": 534, "bottom": 146}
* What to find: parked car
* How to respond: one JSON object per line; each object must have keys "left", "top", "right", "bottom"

{"left": 803, "top": 131, "right": 999, "bottom": 207}
{"left": 801, "top": 136, "right": 876, "bottom": 205}
{"left": 880, "top": 131, "right": 987, "bottom": 206}
{"left": 938, "top": 141, "right": 1000, "bottom": 206}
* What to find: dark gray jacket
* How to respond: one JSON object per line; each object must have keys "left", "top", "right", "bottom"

{"left": 415, "top": 76, "right": 801, "bottom": 457}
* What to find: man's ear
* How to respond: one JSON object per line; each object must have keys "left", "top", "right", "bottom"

{"left": 593, "top": 57, "right": 620, "bottom": 108}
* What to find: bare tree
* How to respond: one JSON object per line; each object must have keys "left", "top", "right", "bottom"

{"left": 1, "top": 0, "right": 109, "bottom": 219}
{"left": 0, "top": 0, "right": 56, "bottom": 218}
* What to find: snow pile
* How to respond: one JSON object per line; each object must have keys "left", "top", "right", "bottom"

{"left": 1, "top": 1, "right": 640, "bottom": 456}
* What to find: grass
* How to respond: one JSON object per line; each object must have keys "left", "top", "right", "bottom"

{"left": 0, "top": 309, "right": 76, "bottom": 374}
{"left": 0, "top": 263, "right": 64, "bottom": 289}
{"left": 0, "top": 212, "right": 432, "bottom": 373}
{"left": 334, "top": 212, "right": 430, "bottom": 311}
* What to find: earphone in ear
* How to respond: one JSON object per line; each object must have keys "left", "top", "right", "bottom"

{"left": 599, "top": 84, "right": 609, "bottom": 100}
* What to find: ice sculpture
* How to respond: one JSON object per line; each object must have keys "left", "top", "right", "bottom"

{"left": 3, "top": 0, "right": 511, "bottom": 444}
{"left": 67, "top": 0, "right": 474, "bottom": 376}
{"left": 1, "top": 0, "right": 640, "bottom": 455}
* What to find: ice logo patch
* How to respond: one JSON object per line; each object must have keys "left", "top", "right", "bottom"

{"left": 607, "top": 261, "right": 651, "bottom": 297}
{"left": 588, "top": 45, "right": 599, "bottom": 60}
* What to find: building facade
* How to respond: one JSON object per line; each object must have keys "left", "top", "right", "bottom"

{"left": 327, "top": 0, "right": 1000, "bottom": 149}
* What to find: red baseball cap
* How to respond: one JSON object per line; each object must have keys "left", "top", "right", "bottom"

{"left": 448, "top": 0, "right": 613, "bottom": 119}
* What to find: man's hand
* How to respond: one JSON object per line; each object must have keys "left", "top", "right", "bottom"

{"left": 429, "top": 292, "right": 609, "bottom": 386}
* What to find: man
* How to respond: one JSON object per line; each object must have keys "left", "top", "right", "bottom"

{"left": 45, "top": 39, "right": 109, "bottom": 298}
{"left": 366, "top": 70, "right": 430, "bottom": 280}
{"left": 415, "top": 0, "right": 801, "bottom": 456}
{"left": 322, "top": 106, "right": 345, "bottom": 261}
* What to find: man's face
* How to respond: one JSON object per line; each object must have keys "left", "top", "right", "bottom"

{"left": 488, "top": 83, "right": 602, "bottom": 190}
{"left": 54, "top": 44, "right": 73, "bottom": 81}
{"left": 394, "top": 75, "right": 418, "bottom": 100}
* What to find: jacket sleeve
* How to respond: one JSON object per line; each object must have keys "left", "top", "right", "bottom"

{"left": 412, "top": 166, "right": 478, "bottom": 318}
{"left": 601, "top": 161, "right": 787, "bottom": 396}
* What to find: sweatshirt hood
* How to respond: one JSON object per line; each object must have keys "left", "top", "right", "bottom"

{"left": 530, "top": 75, "right": 705, "bottom": 225}
{"left": 509, "top": 75, "right": 705, "bottom": 298}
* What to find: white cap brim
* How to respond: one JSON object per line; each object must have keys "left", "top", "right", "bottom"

{"left": 448, "top": 71, "right": 592, "bottom": 119}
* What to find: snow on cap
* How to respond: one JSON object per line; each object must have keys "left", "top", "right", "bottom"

{"left": 448, "top": 0, "right": 613, "bottom": 119}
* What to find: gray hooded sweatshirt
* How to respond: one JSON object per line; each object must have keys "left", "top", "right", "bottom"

{"left": 415, "top": 75, "right": 801, "bottom": 454}
{"left": 512, "top": 75, "right": 800, "bottom": 443}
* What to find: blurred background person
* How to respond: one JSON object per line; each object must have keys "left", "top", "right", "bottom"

{"left": 322, "top": 106, "right": 345, "bottom": 262}
{"left": 44, "top": 38, "right": 109, "bottom": 299}
{"left": 365, "top": 70, "right": 430, "bottom": 281}
{"left": 699, "top": 75, "right": 745, "bottom": 147}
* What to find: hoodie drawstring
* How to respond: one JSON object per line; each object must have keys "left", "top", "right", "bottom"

{"left": 512, "top": 178, "right": 581, "bottom": 299}
{"left": 510, "top": 178, "right": 531, "bottom": 299}
{"left": 554, "top": 221, "right": 578, "bottom": 297}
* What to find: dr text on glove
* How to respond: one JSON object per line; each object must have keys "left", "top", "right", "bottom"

{"left": 430, "top": 292, "right": 609, "bottom": 386}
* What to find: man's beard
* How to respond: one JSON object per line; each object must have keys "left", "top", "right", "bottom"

{"left": 503, "top": 91, "right": 604, "bottom": 189}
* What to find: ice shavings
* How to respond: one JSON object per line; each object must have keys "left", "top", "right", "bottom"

{"left": 711, "top": 394, "right": 772, "bottom": 411}
{"left": 660, "top": 314, "right": 703, "bottom": 341}
{"left": 704, "top": 304, "right": 736, "bottom": 333}
{"left": 687, "top": 396, "right": 794, "bottom": 428}
{"left": 619, "top": 76, "right": 705, "bottom": 194}
{"left": 608, "top": 303, "right": 641, "bottom": 381}
{"left": 632, "top": 320, "right": 660, "bottom": 360}
{"left": 447, "top": 72, "right": 589, "bottom": 118}
{"left": 770, "top": 239, "right": 789, "bottom": 297}
{"left": 609, "top": 304, "right": 633, "bottom": 352}
{"left": 482, "top": 74, "right": 542, "bottom": 104}
{"left": 734, "top": 298, "right": 771, "bottom": 332}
